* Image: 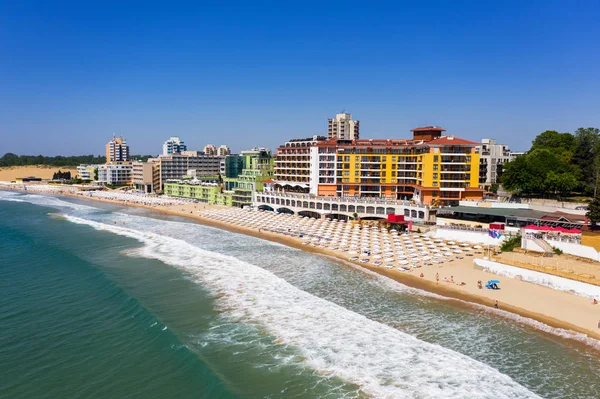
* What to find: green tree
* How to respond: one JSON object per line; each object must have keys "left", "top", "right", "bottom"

{"left": 586, "top": 197, "right": 600, "bottom": 230}
{"left": 572, "top": 127, "right": 600, "bottom": 194}
{"left": 530, "top": 130, "right": 576, "bottom": 152}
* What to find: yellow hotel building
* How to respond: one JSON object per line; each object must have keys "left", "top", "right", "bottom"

{"left": 274, "top": 127, "right": 483, "bottom": 206}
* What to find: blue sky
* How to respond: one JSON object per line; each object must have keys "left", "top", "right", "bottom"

{"left": 1, "top": 1, "right": 599, "bottom": 156}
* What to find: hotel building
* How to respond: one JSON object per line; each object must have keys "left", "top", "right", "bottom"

{"left": 475, "top": 138, "right": 520, "bottom": 188}
{"left": 162, "top": 136, "right": 187, "bottom": 155}
{"left": 106, "top": 137, "right": 130, "bottom": 163}
{"left": 154, "top": 151, "right": 223, "bottom": 191}
{"left": 328, "top": 113, "right": 360, "bottom": 140}
{"left": 98, "top": 164, "right": 133, "bottom": 185}
{"left": 272, "top": 127, "right": 482, "bottom": 206}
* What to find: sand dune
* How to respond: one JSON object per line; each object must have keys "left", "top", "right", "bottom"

{"left": 0, "top": 166, "right": 78, "bottom": 181}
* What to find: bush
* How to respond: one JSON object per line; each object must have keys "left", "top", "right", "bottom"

{"left": 500, "top": 234, "right": 521, "bottom": 252}
{"left": 553, "top": 247, "right": 563, "bottom": 255}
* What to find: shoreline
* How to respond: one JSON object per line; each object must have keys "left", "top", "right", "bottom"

{"left": 3, "top": 186, "right": 600, "bottom": 346}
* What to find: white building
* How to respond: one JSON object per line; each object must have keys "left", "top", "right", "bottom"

{"left": 328, "top": 113, "right": 360, "bottom": 140}
{"left": 162, "top": 136, "right": 187, "bottom": 155}
{"left": 475, "top": 139, "right": 516, "bottom": 187}
{"left": 76, "top": 164, "right": 102, "bottom": 181}
{"left": 98, "top": 164, "right": 133, "bottom": 185}
{"left": 217, "top": 145, "right": 231, "bottom": 156}
{"left": 203, "top": 144, "right": 217, "bottom": 155}
{"left": 155, "top": 151, "right": 224, "bottom": 191}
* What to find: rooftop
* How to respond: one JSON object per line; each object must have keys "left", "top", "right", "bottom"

{"left": 411, "top": 126, "right": 446, "bottom": 132}
{"left": 426, "top": 136, "right": 479, "bottom": 146}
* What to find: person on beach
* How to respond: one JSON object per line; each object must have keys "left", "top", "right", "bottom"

{"left": 494, "top": 300, "right": 499, "bottom": 309}
{"left": 419, "top": 273, "right": 424, "bottom": 278}
{"left": 477, "top": 280, "right": 483, "bottom": 289}
{"left": 593, "top": 298, "right": 598, "bottom": 305}
{"left": 450, "top": 276, "right": 454, "bottom": 283}
{"left": 435, "top": 273, "right": 439, "bottom": 285}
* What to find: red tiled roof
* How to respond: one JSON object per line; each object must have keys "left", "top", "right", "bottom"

{"left": 262, "top": 179, "right": 275, "bottom": 183}
{"left": 411, "top": 126, "right": 446, "bottom": 132}
{"left": 426, "top": 136, "right": 479, "bottom": 146}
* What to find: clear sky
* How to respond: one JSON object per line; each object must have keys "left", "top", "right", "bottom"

{"left": 1, "top": 1, "right": 599, "bottom": 156}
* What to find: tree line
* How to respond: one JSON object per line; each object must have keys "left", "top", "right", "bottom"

{"left": 500, "top": 128, "right": 600, "bottom": 197}
{"left": 0, "top": 153, "right": 155, "bottom": 167}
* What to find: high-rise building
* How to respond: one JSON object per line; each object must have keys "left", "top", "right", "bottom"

{"left": 106, "top": 136, "right": 130, "bottom": 163}
{"left": 217, "top": 145, "right": 231, "bottom": 156}
{"left": 327, "top": 113, "right": 360, "bottom": 140}
{"left": 162, "top": 136, "right": 187, "bottom": 155}
{"left": 273, "top": 127, "right": 482, "bottom": 206}
{"left": 203, "top": 144, "right": 217, "bottom": 155}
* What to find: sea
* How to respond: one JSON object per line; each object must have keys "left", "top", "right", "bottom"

{"left": 1, "top": 190, "right": 600, "bottom": 399}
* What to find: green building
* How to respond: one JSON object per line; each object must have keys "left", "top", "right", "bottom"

{"left": 163, "top": 176, "right": 234, "bottom": 206}
{"left": 163, "top": 148, "right": 273, "bottom": 208}
{"left": 230, "top": 148, "right": 274, "bottom": 207}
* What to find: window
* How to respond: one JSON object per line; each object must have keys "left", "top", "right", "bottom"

{"left": 432, "top": 191, "right": 438, "bottom": 197}
{"left": 382, "top": 156, "right": 386, "bottom": 162}
{"left": 344, "top": 163, "right": 350, "bottom": 169}
{"left": 392, "top": 156, "right": 396, "bottom": 162}
{"left": 344, "top": 171, "right": 350, "bottom": 176}
{"left": 433, "top": 155, "right": 439, "bottom": 162}
{"left": 433, "top": 173, "right": 438, "bottom": 180}
{"left": 355, "top": 171, "right": 359, "bottom": 176}
{"left": 433, "top": 164, "right": 438, "bottom": 171}
{"left": 392, "top": 171, "right": 396, "bottom": 177}
{"left": 466, "top": 156, "right": 471, "bottom": 162}
{"left": 355, "top": 163, "right": 360, "bottom": 169}
{"left": 433, "top": 182, "right": 438, "bottom": 187}
{"left": 382, "top": 171, "right": 387, "bottom": 177}
{"left": 355, "top": 156, "right": 360, "bottom": 161}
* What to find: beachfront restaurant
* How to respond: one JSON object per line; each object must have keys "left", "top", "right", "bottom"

{"left": 437, "top": 206, "right": 585, "bottom": 230}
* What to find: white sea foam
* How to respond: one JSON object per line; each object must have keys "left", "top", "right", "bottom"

{"left": 0, "top": 192, "right": 98, "bottom": 212}
{"left": 63, "top": 214, "right": 539, "bottom": 399}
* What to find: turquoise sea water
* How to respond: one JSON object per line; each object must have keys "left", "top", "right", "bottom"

{"left": 1, "top": 190, "right": 600, "bottom": 398}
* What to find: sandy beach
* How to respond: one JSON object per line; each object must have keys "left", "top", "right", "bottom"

{"left": 0, "top": 166, "right": 78, "bottom": 181}
{"left": 3, "top": 183, "right": 600, "bottom": 344}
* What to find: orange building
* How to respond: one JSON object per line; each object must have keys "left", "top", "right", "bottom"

{"left": 274, "top": 127, "right": 483, "bottom": 206}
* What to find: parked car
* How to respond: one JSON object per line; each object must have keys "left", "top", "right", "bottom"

{"left": 575, "top": 206, "right": 588, "bottom": 210}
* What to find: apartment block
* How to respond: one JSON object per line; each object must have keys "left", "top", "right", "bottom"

{"left": 162, "top": 136, "right": 187, "bottom": 155}
{"left": 132, "top": 160, "right": 158, "bottom": 193}
{"left": 98, "top": 164, "right": 133, "bottom": 185}
{"left": 328, "top": 113, "right": 360, "bottom": 140}
{"left": 155, "top": 152, "right": 223, "bottom": 191}
{"left": 106, "top": 137, "right": 129, "bottom": 163}
{"left": 217, "top": 145, "right": 231, "bottom": 156}
{"left": 475, "top": 138, "right": 517, "bottom": 187}
{"left": 76, "top": 164, "right": 101, "bottom": 181}
{"left": 203, "top": 144, "right": 217, "bottom": 155}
